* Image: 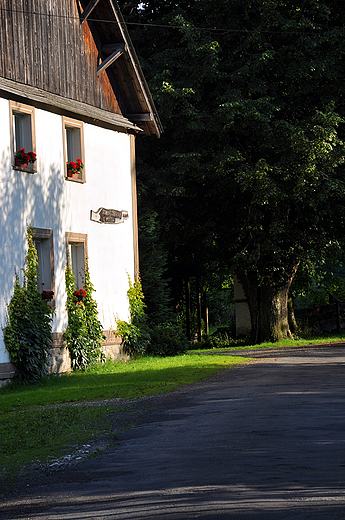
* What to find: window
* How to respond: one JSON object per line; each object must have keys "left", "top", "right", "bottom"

{"left": 70, "top": 243, "right": 85, "bottom": 288}
{"left": 10, "top": 101, "right": 36, "bottom": 172}
{"left": 66, "top": 233, "right": 88, "bottom": 288}
{"left": 63, "top": 117, "right": 85, "bottom": 182}
{"left": 32, "top": 228, "right": 55, "bottom": 303}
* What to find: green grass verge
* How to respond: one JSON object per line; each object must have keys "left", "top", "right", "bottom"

{"left": 0, "top": 353, "right": 251, "bottom": 488}
{"left": 0, "top": 404, "right": 116, "bottom": 489}
{"left": 0, "top": 354, "right": 250, "bottom": 412}
{"left": 190, "top": 331, "right": 345, "bottom": 352}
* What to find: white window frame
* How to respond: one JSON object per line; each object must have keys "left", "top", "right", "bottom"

{"left": 63, "top": 116, "right": 85, "bottom": 182}
{"left": 10, "top": 101, "right": 37, "bottom": 173}
{"left": 66, "top": 232, "right": 88, "bottom": 289}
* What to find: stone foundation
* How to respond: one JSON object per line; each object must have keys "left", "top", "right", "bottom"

{"left": 0, "top": 330, "right": 128, "bottom": 384}
{"left": 0, "top": 362, "right": 16, "bottom": 387}
{"left": 101, "top": 330, "right": 129, "bottom": 361}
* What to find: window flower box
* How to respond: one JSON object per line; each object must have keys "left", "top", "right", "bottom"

{"left": 73, "top": 289, "right": 86, "bottom": 303}
{"left": 42, "top": 290, "right": 54, "bottom": 301}
{"left": 15, "top": 149, "right": 37, "bottom": 169}
{"left": 66, "top": 159, "right": 84, "bottom": 179}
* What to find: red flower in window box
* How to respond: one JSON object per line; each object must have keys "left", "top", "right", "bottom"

{"left": 73, "top": 289, "right": 86, "bottom": 302}
{"left": 15, "top": 148, "right": 37, "bottom": 168}
{"left": 67, "top": 158, "right": 84, "bottom": 178}
{"left": 42, "top": 290, "right": 54, "bottom": 301}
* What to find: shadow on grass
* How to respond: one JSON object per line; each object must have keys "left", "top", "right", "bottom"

{"left": 0, "top": 355, "right": 252, "bottom": 412}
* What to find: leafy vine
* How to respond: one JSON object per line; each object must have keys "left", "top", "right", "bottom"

{"left": 64, "top": 260, "right": 105, "bottom": 370}
{"left": 3, "top": 227, "right": 54, "bottom": 382}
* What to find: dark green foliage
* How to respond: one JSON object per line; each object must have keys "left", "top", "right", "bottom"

{"left": 209, "top": 327, "right": 237, "bottom": 347}
{"left": 291, "top": 249, "right": 345, "bottom": 308}
{"left": 115, "top": 276, "right": 151, "bottom": 357}
{"left": 3, "top": 228, "right": 53, "bottom": 382}
{"left": 295, "top": 274, "right": 345, "bottom": 309}
{"left": 115, "top": 276, "right": 187, "bottom": 357}
{"left": 138, "top": 209, "right": 174, "bottom": 325}
{"left": 205, "top": 275, "right": 235, "bottom": 328}
{"left": 116, "top": 319, "right": 151, "bottom": 357}
{"left": 146, "top": 323, "right": 189, "bottom": 356}
{"left": 64, "top": 261, "right": 105, "bottom": 371}
{"left": 120, "top": 0, "right": 345, "bottom": 342}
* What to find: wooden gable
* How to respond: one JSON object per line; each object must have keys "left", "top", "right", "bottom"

{"left": 0, "top": 0, "right": 162, "bottom": 136}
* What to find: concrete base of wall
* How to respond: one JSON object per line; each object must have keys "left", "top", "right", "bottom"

{"left": 0, "top": 330, "right": 128, "bottom": 384}
{"left": 101, "top": 330, "right": 129, "bottom": 361}
{"left": 0, "top": 362, "right": 17, "bottom": 387}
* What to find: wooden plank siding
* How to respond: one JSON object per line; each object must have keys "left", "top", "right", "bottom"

{"left": 0, "top": 0, "right": 121, "bottom": 115}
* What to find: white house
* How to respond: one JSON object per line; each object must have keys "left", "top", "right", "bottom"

{"left": 0, "top": 0, "right": 162, "bottom": 381}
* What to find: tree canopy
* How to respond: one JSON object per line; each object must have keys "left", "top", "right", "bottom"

{"left": 119, "top": 0, "right": 345, "bottom": 341}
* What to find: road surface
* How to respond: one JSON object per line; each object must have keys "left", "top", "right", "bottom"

{"left": 1, "top": 344, "right": 345, "bottom": 519}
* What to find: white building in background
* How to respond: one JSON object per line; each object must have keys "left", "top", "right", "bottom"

{"left": 0, "top": 0, "right": 162, "bottom": 382}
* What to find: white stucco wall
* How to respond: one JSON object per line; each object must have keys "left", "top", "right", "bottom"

{"left": 0, "top": 98, "right": 136, "bottom": 364}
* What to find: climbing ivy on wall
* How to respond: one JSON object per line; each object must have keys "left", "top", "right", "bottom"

{"left": 3, "top": 227, "right": 54, "bottom": 382}
{"left": 115, "top": 275, "right": 151, "bottom": 357}
{"left": 64, "top": 260, "right": 105, "bottom": 370}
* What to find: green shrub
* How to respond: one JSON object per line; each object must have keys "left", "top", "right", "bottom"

{"left": 115, "top": 278, "right": 189, "bottom": 358}
{"left": 192, "top": 327, "right": 240, "bottom": 350}
{"left": 64, "top": 261, "right": 105, "bottom": 370}
{"left": 3, "top": 227, "right": 54, "bottom": 382}
{"left": 147, "top": 323, "right": 189, "bottom": 357}
{"left": 115, "top": 319, "right": 150, "bottom": 357}
{"left": 115, "top": 275, "right": 150, "bottom": 357}
{"left": 209, "top": 327, "right": 237, "bottom": 347}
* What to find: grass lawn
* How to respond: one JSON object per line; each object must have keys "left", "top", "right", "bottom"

{"left": 0, "top": 352, "right": 251, "bottom": 488}
{"left": 190, "top": 331, "right": 345, "bottom": 352}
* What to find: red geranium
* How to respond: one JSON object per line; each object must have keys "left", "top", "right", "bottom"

{"left": 16, "top": 148, "right": 36, "bottom": 163}
{"left": 73, "top": 289, "right": 86, "bottom": 297}
{"left": 42, "top": 290, "right": 54, "bottom": 301}
{"left": 66, "top": 159, "right": 84, "bottom": 174}
{"left": 73, "top": 288, "right": 86, "bottom": 303}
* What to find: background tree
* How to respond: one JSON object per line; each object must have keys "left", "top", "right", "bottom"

{"left": 138, "top": 204, "right": 174, "bottom": 325}
{"left": 120, "top": 0, "right": 345, "bottom": 342}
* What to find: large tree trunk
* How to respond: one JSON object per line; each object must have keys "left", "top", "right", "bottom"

{"left": 288, "top": 297, "right": 298, "bottom": 335}
{"left": 237, "top": 265, "right": 299, "bottom": 344}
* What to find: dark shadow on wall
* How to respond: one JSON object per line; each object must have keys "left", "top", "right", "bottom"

{"left": 0, "top": 150, "right": 66, "bottom": 333}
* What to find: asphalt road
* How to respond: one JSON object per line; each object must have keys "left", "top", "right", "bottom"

{"left": 2, "top": 344, "right": 345, "bottom": 519}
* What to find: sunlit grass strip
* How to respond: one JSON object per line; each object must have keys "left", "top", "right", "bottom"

{"left": 0, "top": 354, "right": 252, "bottom": 413}
{"left": 190, "top": 332, "right": 345, "bottom": 353}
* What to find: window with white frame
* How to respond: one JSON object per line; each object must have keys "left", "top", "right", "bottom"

{"left": 32, "top": 228, "right": 55, "bottom": 303}
{"left": 10, "top": 101, "right": 36, "bottom": 172}
{"left": 66, "top": 233, "right": 88, "bottom": 288}
{"left": 63, "top": 117, "right": 85, "bottom": 182}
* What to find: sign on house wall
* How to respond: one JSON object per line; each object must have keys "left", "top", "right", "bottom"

{"left": 90, "top": 208, "right": 129, "bottom": 224}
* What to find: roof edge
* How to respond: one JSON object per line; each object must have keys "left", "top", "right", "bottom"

{"left": 0, "top": 77, "right": 143, "bottom": 133}
{"left": 107, "top": 0, "right": 163, "bottom": 138}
